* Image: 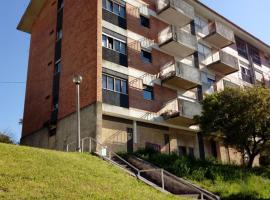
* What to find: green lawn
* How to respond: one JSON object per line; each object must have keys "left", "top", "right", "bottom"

{"left": 0, "top": 144, "right": 182, "bottom": 200}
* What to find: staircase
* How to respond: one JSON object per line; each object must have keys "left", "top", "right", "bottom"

{"left": 111, "top": 155, "right": 219, "bottom": 200}
{"left": 66, "top": 137, "right": 220, "bottom": 200}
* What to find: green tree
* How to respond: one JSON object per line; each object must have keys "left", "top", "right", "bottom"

{"left": 0, "top": 132, "right": 14, "bottom": 144}
{"left": 195, "top": 87, "right": 270, "bottom": 168}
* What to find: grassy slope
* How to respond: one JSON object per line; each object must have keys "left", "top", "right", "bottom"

{"left": 0, "top": 144, "right": 181, "bottom": 200}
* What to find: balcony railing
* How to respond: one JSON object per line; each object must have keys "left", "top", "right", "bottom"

{"left": 204, "top": 50, "right": 239, "bottom": 75}
{"left": 160, "top": 98, "right": 201, "bottom": 126}
{"left": 158, "top": 26, "right": 197, "bottom": 58}
{"left": 156, "top": 0, "right": 195, "bottom": 26}
{"left": 160, "top": 61, "right": 201, "bottom": 89}
{"left": 202, "top": 21, "right": 235, "bottom": 49}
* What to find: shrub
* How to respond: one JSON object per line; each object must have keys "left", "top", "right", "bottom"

{"left": 0, "top": 133, "right": 13, "bottom": 144}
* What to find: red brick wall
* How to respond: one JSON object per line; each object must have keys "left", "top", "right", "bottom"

{"left": 22, "top": 0, "right": 57, "bottom": 136}
{"left": 126, "top": 1, "right": 176, "bottom": 112}
{"left": 128, "top": 40, "right": 173, "bottom": 74}
{"left": 22, "top": 0, "right": 102, "bottom": 136}
{"left": 126, "top": 3, "right": 167, "bottom": 42}
{"left": 58, "top": 0, "right": 102, "bottom": 119}
{"left": 142, "top": 0, "right": 156, "bottom": 11}
{"left": 129, "top": 82, "right": 177, "bottom": 113}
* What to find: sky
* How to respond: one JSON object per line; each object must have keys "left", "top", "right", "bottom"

{"left": 0, "top": 0, "right": 269, "bottom": 143}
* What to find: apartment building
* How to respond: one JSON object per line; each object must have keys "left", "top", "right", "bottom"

{"left": 18, "top": 0, "right": 270, "bottom": 164}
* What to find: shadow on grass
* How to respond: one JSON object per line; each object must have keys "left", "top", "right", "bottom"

{"left": 222, "top": 192, "right": 269, "bottom": 200}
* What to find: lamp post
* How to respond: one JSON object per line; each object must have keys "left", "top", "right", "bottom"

{"left": 73, "top": 75, "right": 82, "bottom": 152}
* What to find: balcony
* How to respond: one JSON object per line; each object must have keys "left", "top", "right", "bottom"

{"left": 204, "top": 51, "right": 239, "bottom": 75}
{"left": 158, "top": 26, "right": 197, "bottom": 58}
{"left": 156, "top": 0, "right": 195, "bottom": 26}
{"left": 160, "top": 98, "right": 201, "bottom": 126}
{"left": 160, "top": 61, "right": 201, "bottom": 89}
{"left": 202, "top": 21, "right": 235, "bottom": 49}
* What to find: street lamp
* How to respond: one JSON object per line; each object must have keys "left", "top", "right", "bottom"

{"left": 73, "top": 75, "right": 82, "bottom": 152}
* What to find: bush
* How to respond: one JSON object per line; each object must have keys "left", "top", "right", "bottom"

{"left": 0, "top": 133, "right": 13, "bottom": 144}
{"left": 130, "top": 148, "right": 269, "bottom": 182}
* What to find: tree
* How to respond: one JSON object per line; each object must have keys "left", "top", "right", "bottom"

{"left": 0, "top": 132, "right": 14, "bottom": 144}
{"left": 195, "top": 86, "right": 270, "bottom": 168}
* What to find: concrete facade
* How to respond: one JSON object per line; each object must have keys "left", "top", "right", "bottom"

{"left": 18, "top": 0, "right": 270, "bottom": 165}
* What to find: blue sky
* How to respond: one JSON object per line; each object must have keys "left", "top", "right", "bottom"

{"left": 0, "top": 0, "right": 269, "bottom": 142}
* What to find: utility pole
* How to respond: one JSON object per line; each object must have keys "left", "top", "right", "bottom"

{"left": 73, "top": 75, "right": 83, "bottom": 152}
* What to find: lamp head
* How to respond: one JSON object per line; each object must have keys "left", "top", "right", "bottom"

{"left": 73, "top": 75, "right": 82, "bottom": 85}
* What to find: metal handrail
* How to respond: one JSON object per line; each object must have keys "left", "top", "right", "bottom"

{"left": 66, "top": 136, "right": 167, "bottom": 191}
{"left": 66, "top": 137, "right": 220, "bottom": 199}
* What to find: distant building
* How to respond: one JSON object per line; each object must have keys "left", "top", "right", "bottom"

{"left": 18, "top": 0, "right": 270, "bottom": 164}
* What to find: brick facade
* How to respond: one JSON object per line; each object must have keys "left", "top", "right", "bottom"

{"left": 22, "top": 0, "right": 57, "bottom": 136}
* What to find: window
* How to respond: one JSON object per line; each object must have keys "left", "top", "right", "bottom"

{"left": 55, "top": 61, "right": 61, "bottom": 74}
{"left": 108, "top": 76, "right": 114, "bottom": 90}
{"left": 198, "top": 43, "right": 211, "bottom": 63}
{"left": 114, "top": 40, "right": 121, "bottom": 52}
{"left": 102, "top": 74, "right": 128, "bottom": 94}
{"left": 102, "top": 34, "right": 126, "bottom": 55}
{"left": 121, "top": 80, "right": 127, "bottom": 94}
{"left": 241, "top": 67, "right": 253, "bottom": 84}
{"left": 143, "top": 85, "right": 154, "bottom": 100}
{"left": 53, "top": 103, "right": 59, "bottom": 111}
{"left": 102, "top": 74, "right": 107, "bottom": 89}
{"left": 119, "top": 6, "right": 126, "bottom": 18}
{"left": 102, "top": 35, "right": 107, "bottom": 47}
{"left": 179, "top": 146, "right": 187, "bottom": 157}
{"left": 145, "top": 142, "right": 161, "bottom": 152}
{"left": 140, "top": 15, "right": 150, "bottom": 28}
{"left": 141, "top": 50, "right": 152, "bottom": 63}
{"left": 56, "top": 29, "right": 62, "bottom": 41}
{"left": 115, "top": 79, "right": 121, "bottom": 92}
{"left": 248, "top": 45, "right": 261, "bottom": 65}
{"left": 108, "top": 37, "right": 114, "bottom": 49}
{"left": 120, "top": 42, "right": 126, "bottom": 54}
{"left": 103, "top": 0, "right": 126, "bottom": 18}
{"left": 57, "top": 0, "right": 64, "bottom": 10}
{"left": 236, "top": 37, "right": 248, "bottom": 59}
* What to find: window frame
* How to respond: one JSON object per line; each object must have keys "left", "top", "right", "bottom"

{"left": 102, "top": 73, "right": 128, "bottom": 95}
{"left": 102, "top": 0, "right": 126, "bottom": 19}
{"left": 248, "top": 45, "right": 261, "bottom": 66}
{"left": 141, "top": 50, "right": 152, "bottom": 63}
{"left": 241, "top": 66, "right": 253, "bottom": 84}
{"left": 102, "top": 34, "right": 127, "bottom": 55}
{"left": 143, "top": 85, "right": 154, "bottom": 101}
{"left": 140, "top": 15, "right": 150, "bottom": 28}
{"left": 236, "top": 37, "right": 248, "bottom": 59}
{"left": 54, "top": 59, "right": 61, "bottom": 74}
